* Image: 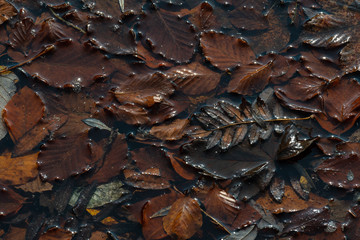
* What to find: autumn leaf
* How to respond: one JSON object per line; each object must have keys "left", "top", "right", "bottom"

{"left": 0, "top": 0, "right": 17, "bottom": 25}
{"left": 0, "top": 185, "right": 24, "bottom": 216}
{"left": 0, "top": 152, "right": 38, "bottom": 185}
{"left": 150, "top": 118, "right": 189, "bottom": 141}
{"left": 138, "top": 7, "right": 196, "bottom": 62}
{"left": 3, "top": 86, "right": 45, "bottom": 143}
{"left": 200, "top": 31, "right": 255, "bottom": 71}
{"left": 163, "top": 197, "right": 202, "bottom": 239}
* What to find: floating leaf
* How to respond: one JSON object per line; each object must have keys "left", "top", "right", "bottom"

{"left": 0, "top": 68, "right": 17, "bottom": 141}
{"left": 200, "top": 31, "right": 255, "bottom": 71}
{"left": 38, "top": 228, "right": 73, "bottom": 240}
{"left": 163, "top": 197, "right": 202, "bottom": 239}
{"left": 15, "top": 175, "right": 53, "bottom": 193}
{"left": 138, "top": 7, "right": 196, "bottom": 62}
{"left": 123, "top": 169, "right": 170, "bottom": 190}
{"left": 3, "top": 86, "right": 45, "bottom": 143}
{"left": 0, "top": 152, "right": 38, "bottom": 185}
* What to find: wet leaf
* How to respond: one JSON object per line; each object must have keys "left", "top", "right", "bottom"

{"left": 177, "top": 2, "right": 218, "bottom": 31}
{"left": 136, "top": 42, "right": 173, "bottom": 69}
{"left": 3, "top": 86, "right": 45, "bottom": 143}
{"left": 141, "top": 191, "right": 180, "bottom": 240}
{"left": 163, "top": 197, "right": 202, "bottom": 239}
{"left": 38, "top": 132, "right": 99, "bottom": 181}
{"left": 200, "top": 31, "right": 255, "bottom": 71}
{"left": 283, "top": 207, "right": 330, "bottom": 234}
{"left": 0, "top": 185, "right": 24, "bottom": 216}
{"left": 138, "top": 7, "right": 196, "bottom": 62}
{"left": 165, "top": 61, "right": 221, "bottom": 95}
{"left": 15, "top": 175, "right": 53, "bottom": 193}
{"left": 227, "top": 61, "right": 273, "bottom": 96}
{"left": 2, "top": 227, "right": 26, "bottom": 240}
{"left": 229, "top": 3, "right": 268, "bottom": 31}
{"left": 113, "top": 72, "right": 174, "bottom": 107}
{"left": 38, "top": 227, "right": 73, "bottom": 240}
{"left": 20, "top": 40, "right": 114, "bottom": 88}
{"left": 150, "top": 118, "right": 189, "bottom": 141}
{"left": 123, "top": 169, "right": 170, "bottom": 190}
{"left": 222, "top": 225, "right": 257, "bottom": 240}
{"left": 0, "top": 152, "right": 38, "bottom": 185}
{"left": 0, "top": 68, "right": 17, "bottom": 141}
{"left": 82, "top": 118, "right": 112, "bottom": 131}
{"left": 270, "top": 177, "right": 285, "bottom": 203}
{"left": 256, "top": 185, "right": 328, "bottom": 214}
{"left": 0, "top": 0, "right": 17, "bottom": 25}
{"left": 277, "top": 126, "right": 316, "bottom": 161}
{"left": 316, "top": 142, "right": 360, "bottom": 189}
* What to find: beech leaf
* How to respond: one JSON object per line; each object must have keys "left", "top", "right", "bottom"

{"left": 163, "top": 197, "right": 202, "bottom": 239}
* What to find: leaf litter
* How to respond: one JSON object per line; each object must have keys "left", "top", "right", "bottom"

{"left": 1, "top": 0, "right": 360, "bottom": 239}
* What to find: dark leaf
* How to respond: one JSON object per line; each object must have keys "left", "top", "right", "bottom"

{"left": 123, "top": 169, "right": 170, "bottom": 190}
{"left": 270, "top": 177, "right": 285, "bottom": 203}
{"left": 0, "top": 185, "right": 24, "bottom": 216}
{"left": 200, "top": 31, "right": 255, "bottom": 71}
{"left": 0, "top": 0, "right": 17, "bottom": 25}
{"left": 138, "top": 7, "right": 196, "bottom": 62}
{"left": 277, "top": 126, "right": 316, "bottom": 161}
{"left": 222, "top": 225, "right": 257, "bottom": 240}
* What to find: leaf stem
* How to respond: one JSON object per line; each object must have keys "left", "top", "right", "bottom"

{"left": 190, "top": 114, "right": 315, "bottom": 136}
{"left": 49, "top": 7, "right": 86, "bottom": 34}
{"left": 0, "top": 45, "right": 55, "bottom": 74}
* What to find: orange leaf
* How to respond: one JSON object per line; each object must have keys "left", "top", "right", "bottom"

{"left": 150, "top": 118, "right": 189, "bottom": 141}
{"left": 0, "top": 152, "right": 38, "bottom": 185}
{"left": 163, "top": 197, "right": 202, "bottom": 239}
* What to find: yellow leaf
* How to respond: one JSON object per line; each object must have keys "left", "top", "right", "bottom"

{"left": 101, "top": 217, "right": 118, "bottom": 225}
{"left": 86, "top": 208, "right": 101, "bottom": 216}
{"left": 0, "top": 152, "right": 39, "bottom": 185}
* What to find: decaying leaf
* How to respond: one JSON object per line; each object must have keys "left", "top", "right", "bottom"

{"left": 222, "top": 225, "right": 257, "bottom": 240}
{"left": 200, "top": 31, "right": 255, "bottom": 71}
{"left": 0, "top": 185, "right": 24, "bottom": 216}
{"left": 123, "top": 169, "right": 170, "bottom": 190}
{"left": 150, "top": 118, "right": 189, "bottom": 141}
{"left": 0, "top": 68, "right": 17, "bottom": 141}
{"left": 3, "top": 86, "right": 45, "bottom": 143}
{"left": 163, "top": 197, "right": 202, "bottom": 239}
{"left": 0, "top": 0, "right": 17, "bottom": 25}
{"left": 0, "top": 152, "right": 38, "bottom": 185}
{"left": 138, "top": 7, "right": 196, "bottom": 62}
{"left": 82, "top": 118, "right": 112, "bottom": 131}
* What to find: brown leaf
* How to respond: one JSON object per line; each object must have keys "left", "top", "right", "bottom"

{"left": 19, "top": 40, "right": 114, "bottom": 88}
{"left": 123, "top": 169, "right": 170, "bottom": 190}
{"left": 88, "top": 133, "right": 128, "bottom": 183}
{"left": 227, "top": 61, "right": 272, "bottom": 95}
{"left": 38, "top": 227, "right": 73, "bottom": 240}
{"left": 177, "top": 2, "right": 217, "bottom": 31}
{"left": 3, "top": 227, "right": 26, "bottom": 240}
{"left": 38, "top": 132, "right": 98, "bottom": 181}
{"left": 15, "top": 175, "right": 53, "bottom": 193}
{"left": 106, "top": 102, "right": 150, "bottom": 125}
{"left": 0, "top": 152, "right": 38, "bottom": 185}
{"left": 0, "top": 185, "right": 24, "bottom": 216}
{"left": 165, "top": 61, "right": 221, "bottom": 95}
{"left": 141, "top": 191, "right": 181, "bottom": 240}
{"left": 167, "top": 153, "right": 198, "bottom": 180}
{"left": 3, "top": 86, "right": 45, "bottom": 143}
{"left": 200, "top": 31, "right": 255, "bottom": 71}
{"left": 163, "top": 197, "right": 202, "bottom": 239}
{"left": 0, "top": 0, "right": 17, "bottom": 25}
{"left": 256, "top": 185, "right": 328, "bottom": 214}
{"left": 138, "top": 8, "right": 196, "bottom": 62}
{"left": 13, "top": 114, "right": 68, "bottom": 156}
{"left": 229, "top": 4, "right": 268, "bottom": 31}
{"left": 8, "top": 18, "right": 35, "bottom": 54}
{"left": 113, "top": 72, "right": 174, "bottom": 107}
{"left": 150, "top": 118, "right": 189, "bottom": 141}
{"left": 136, "top": 42, "right": 173, "bottom": 68}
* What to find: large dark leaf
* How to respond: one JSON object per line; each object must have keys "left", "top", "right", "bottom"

{"left": 200, "top": 31, "right": 255, "bottom": 71}
{"left": 0, "top": 185, "right": 24, "bottom": 216}
{"left": 138, "top": 7, "right": 196, "bottom": 63}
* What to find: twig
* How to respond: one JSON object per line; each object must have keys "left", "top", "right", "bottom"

{"left": 0, "top": 45, "right": 55, "bottom": 74}
{"left": 49, "top": 7, "right": 86, "bottom": 34}
{"left": 190, "top": 114, "right": 315, "bottom": 136}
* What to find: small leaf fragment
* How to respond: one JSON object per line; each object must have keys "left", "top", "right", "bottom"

{"left": 82, "top": 118, "right": 112, "bottom": 131}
